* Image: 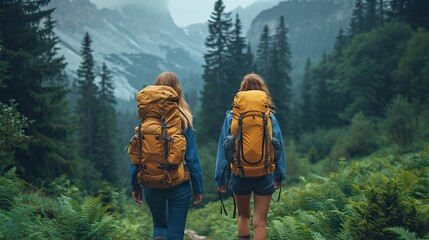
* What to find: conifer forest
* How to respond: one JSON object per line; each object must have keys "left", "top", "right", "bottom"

{"left": 1, "top": 0, "right": 429, "bottom": 239}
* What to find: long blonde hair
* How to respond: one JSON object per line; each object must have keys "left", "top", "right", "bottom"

{"left": 239, "top": 73, "right": 275, "bottom": 108}
{"left": 154, "top": 72, "right": 193, "bottom": 129}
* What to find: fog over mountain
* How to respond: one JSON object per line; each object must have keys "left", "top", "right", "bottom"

{"left": 50, "top": 0, "right": 353, "bottom": 104}
{"left": 248, "top": 0, "right": 354, "bottom": 83}
{"left": 50, "top": 0, "right": 204, "bottom": 102}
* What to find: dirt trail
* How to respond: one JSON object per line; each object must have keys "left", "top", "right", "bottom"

{"left": 184, "top": 229, "right": 207, "bottom": 240}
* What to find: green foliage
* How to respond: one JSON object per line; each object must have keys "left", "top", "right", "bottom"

{"left": 308, "top": 146, "right": 319, "bottom": 164}
{"left": 300, "top": 127, "right": 347, "bottom": 161}
{"left": 387, "top": 227, "right": 420, "bottom": 240}
{"left": 284, "top": 140, "right": 317, "bottom": 183}
{"left": 97, "top": 181, "right": 119, "bottom": 213}
{"left": 94, "top": 62, "right": 119, "bottom": 184}
{"left": 387, "top": 0, "right": 429, "bottom": 30}
{"left": 76, "top": 32, "right": 99, "bottom": 163}
{"left": 226, "top": 14, "right": 250, "bottom": 103}
{"left": 256, "top": 24, "right": 272, "bottom": 80}
{"left": 331, "top": 112, "right": 377, "bottom": 159}
{"left": 0, "top": 168, "right": 23, "bottom": 211}
{"left": 197, "top": 141, "right": 218, "bottom": 203}
{"left": 382, "top": 96, "right": 417, "bottom": 150}
{"left": 55, "top": 196, "right": 115, "bottom": 239}
{"left": 337, "top": 21, "right": 414, "bottom": 119}
{"left": 417, "top": 109, "right": 429, "bottom": 141}
{"left": 268, "top": 216, "right": 314, "bottom": 240}
{"left": 42, "top": 175, "right": 83, "bottom": 201}
{"left": 197, "top": 0, "right": 233, "bottom": 143}
{"left": 343, "top": 175, "right": 428, "bottom": 239}
{"left": 0, "top": 169, "right": 153, "bottom": 240}
{"left": 268, "top": 16, "right": 293, "bottom": 130}
{"left": 395, "top": 28, "right": 429, "bottom": 105}
{"left": 0, "top": 0, "right": 75, "bottom": 180}
{"left": 0, "top": 101, "right": 30, "bottom": 173}
{"left": 187, "top": 148, "right": 429, "bottom": 239}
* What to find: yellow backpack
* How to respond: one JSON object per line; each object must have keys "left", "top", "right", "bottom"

{"left": 128, "top": 85, "right": 189, "bottom": 188}
{"left": 224, "top": 90, "right": 281, "bottom": 177}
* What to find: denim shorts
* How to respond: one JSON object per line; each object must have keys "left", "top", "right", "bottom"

{"left": 232, "top": 174, "right": 275, "bottom": 196}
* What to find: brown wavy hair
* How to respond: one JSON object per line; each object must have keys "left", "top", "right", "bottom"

{"left": 154, "top": 72, "right": 193, "bottom": 129}
{"left": 239, "top": 73, "right": 275, "bottom": 108}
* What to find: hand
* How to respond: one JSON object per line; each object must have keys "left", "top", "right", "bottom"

{"left": 193, "top": 194, "right": 203, "bottom": 206}
{"left": 274, "top": 182, "right": 282, "bottom": 190}
{"left": 132, "top": 190, "right": 143, "bottom": 204}
{"left": 217, "top": 186, "right": 226, "bottom": 193}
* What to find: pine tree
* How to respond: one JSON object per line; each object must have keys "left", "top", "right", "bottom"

{"left": 256, "top": 24, "right": 272, "bottom": 79}
{"left": 244, "top": 43, "right": 256, "bottom": 72}
{"left": 0, "top": 32, "right": 6, "bottom": 90}
{"left": 76, "top": 32, "right": 99, "bottom": 162}
{"left": 387, "top": 0, "right": 429, "bottom": 29}
{"left": 197, "top": 0, "right": 232, "bottom": 142}
{"left": 268, "top": 16, "right": 292, "bottom": 129}
{"left": 226, "top": 14, "right": 248, "bottom": 99}
{"left": 349, "top": 0, "right": 365, "bottom": 36}
{"left": 300, "top": 59, "right": 316, "bottom": 133}
{"left": 333, "top": 28, "right": 348, "bottom": 58}
{"left": 378, "top": 0, "right": 386, "bottom": 27}
{"left": 0, "top": 0, "right": 74, "bottom": 180}
{"left": 365, "top": 0, "right": 379, "bottom": 32}
{"left": 94, "top": 62, "right": 118, "bottom": 184}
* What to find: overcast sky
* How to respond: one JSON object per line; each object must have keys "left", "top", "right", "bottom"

{"left": 90, "top": 0, "right": 259, "bottom": 27}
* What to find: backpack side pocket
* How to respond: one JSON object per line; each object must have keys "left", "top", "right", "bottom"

{"left": 223, "top": 135, "right": 235, "bottom": 163}
{"left": 271, "top": 137, "right": 282, "bottom": 162}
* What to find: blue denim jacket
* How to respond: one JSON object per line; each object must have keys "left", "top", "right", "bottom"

{"left": 130, "top": 126, "right": 204, "bottom": 194}
{"left": 214, "top": 111, "right": 286, "bottom": 187}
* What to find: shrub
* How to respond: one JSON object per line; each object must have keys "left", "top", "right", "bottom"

{"left": 0, "top": 100, "right": 30, "bottom": 173}
{"left": 383, "top": 95, "right": 417, "bottom": 150}
{"left": 285, "top": 140, "right": 312, "bottom": 183}
{"left": 330, "top": 112, "right": 377, "bottom": 159}
{"left": 299, "top": 127, "right": 347, "bottom": 160}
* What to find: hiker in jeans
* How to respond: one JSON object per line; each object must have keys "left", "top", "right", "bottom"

{"left": 215, "top": 73, "right": 286, "bottom": 240}
{"left": 130, "top": 72, "right": 204, "bottom": 240}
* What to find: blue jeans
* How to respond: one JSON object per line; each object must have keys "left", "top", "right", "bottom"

{"left": 144, "top": 181, "right": 191, "bottom": 240}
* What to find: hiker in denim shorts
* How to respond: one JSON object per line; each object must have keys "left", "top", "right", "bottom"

{"left": 215, "top": 73, "right": 286, "bottom": 240}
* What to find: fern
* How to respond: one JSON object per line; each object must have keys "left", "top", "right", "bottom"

{"left": 0, "top": 168, "right": 23, "bottom": 211}
{"left": 268, "top": 216, "right": 314, "bottom": 240}
{"left": 55, "top": 195, "right": 114, "bottom": 239}
{"left": 0, "top": 203, "right": 60, "bottom": 239}
{"left": 387, "top": 227, "right": 420, "bottom": 240}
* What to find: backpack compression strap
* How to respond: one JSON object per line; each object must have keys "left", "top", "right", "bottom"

{"left": 137, "top": 119, "right": 144, "bottom": 171}
{"left": 262, "top": 113, "right": 270, "bottom": 174}
{"left": 161, "top": 118, "right": 170, "bottom": 161}
{"left": 236, "top": 114, "right": 244, "bottom": 177}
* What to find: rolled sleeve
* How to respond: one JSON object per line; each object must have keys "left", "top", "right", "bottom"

{"left": 129, "top": 163, "right": 141, "bottom": 192}
{"left": 271, "top": 113, "right": 286, "bottom": 183}
{"left": 214, "top": 111, "right": 232, "bottom": 187}
{"left": 184, "top": 126, "right": 204, "bottom": 194}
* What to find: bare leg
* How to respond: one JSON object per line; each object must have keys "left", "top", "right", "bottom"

{"left": 253, "top": 194, "right": 272, "bottom": 240}
{"left": 234, "top": 193, "right": 252, "bottom": 238}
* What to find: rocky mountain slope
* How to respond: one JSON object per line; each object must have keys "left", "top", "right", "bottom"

{"left": 49, "top": 0, "right": 204, "bottom": 101}
{"left": 49, "top": 0, "right": 354, "bottom": 102}
{"left": 248, "top": 0, "right": 354, "bottom": 75}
